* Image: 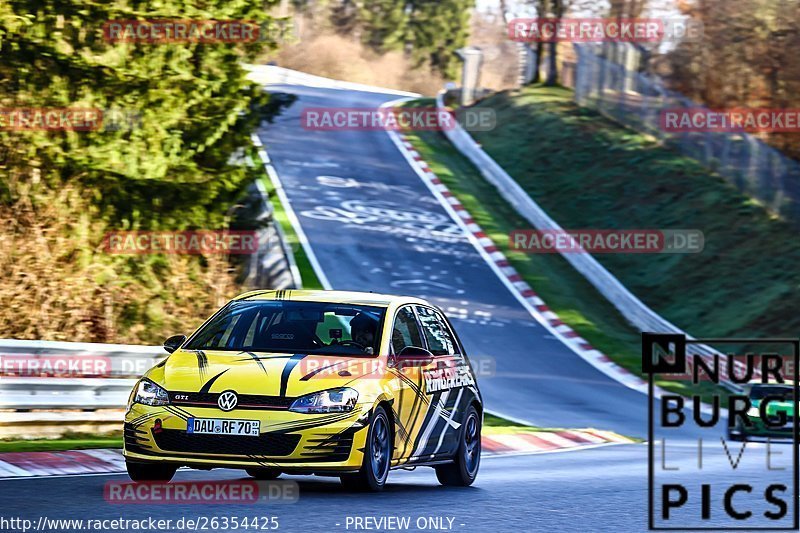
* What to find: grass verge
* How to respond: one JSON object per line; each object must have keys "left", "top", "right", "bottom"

{"left": 250, "top": 148, "right": 324, "bottom": 290}
{"left": 467, "top": 85, "right": 800, "bottom": 345}
{"left": 0, "top": 433, "right": 123, "bottom": 453}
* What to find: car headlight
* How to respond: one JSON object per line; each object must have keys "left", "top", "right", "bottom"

{"left": 133, "top": 379, "right": 170, "bottom": 406}
{"left": 289, "top": 387, "right": 358, "bottom": 414}
{"left": 747, "top": 407, "right": 760, "bottom": 418}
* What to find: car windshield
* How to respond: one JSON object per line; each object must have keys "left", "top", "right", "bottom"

{"left": 750, "top": 385, "right": 794, "bottom": 401}
{"left": 184, "top": 300, "right": 385, "bottom": 356}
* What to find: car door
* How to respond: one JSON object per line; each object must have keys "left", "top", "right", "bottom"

{"left": 409, "top": 305, "right": 475, "bottom": 460}
{"left": 386, "top": 305, "right": 430, "bottom": 463}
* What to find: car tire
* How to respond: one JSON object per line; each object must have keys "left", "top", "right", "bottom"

{"left": 126, "top": 460, "right": 177, "bottom": 482}
{"left": 340, "top": 405, "right": 392, "bottom": 492}
{"left": 246, "top": 468, "right": 281, "bottom": 480}
{"left": 435, "top": 405, "right": 481, "bottom": 487}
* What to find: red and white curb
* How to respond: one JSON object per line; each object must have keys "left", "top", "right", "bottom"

{"left": 0, "top": 430, "right": 635, "bottom": 479}
{"left": 0, "top": 449, "right": 125, "bottom": 478}
{"left": 482, "top": 429, "right": 634, "bottom": 457}
{"left": 380, "top": 102, "right": 673, "bottom": 404}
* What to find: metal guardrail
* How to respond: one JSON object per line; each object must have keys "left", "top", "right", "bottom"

{"left": 0, "top": 340, "right": 162, "bottom": 411}
{"left": 242, "top": 178, "right": 301, "bottom": 290}
{"left": 244, "top": 64, "right": 420, "bottom": 97}
{"left": 435, "top": 91, "right": 740, "bottom": 391}
{"left": 0, "top": 378, "right": 136, "bottom": 410}
{"left": 573, "top": 43, "right": 800, "bottom": 225}
{"left": 0, "top": 339, "right": 164, "bottom": 379}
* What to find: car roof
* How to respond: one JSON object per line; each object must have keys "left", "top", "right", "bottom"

{"left": 232, "top": 289, "right": 430, "bottom": 308}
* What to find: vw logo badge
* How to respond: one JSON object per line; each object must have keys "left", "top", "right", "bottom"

{"left": 217, "top": 390, "right": 238, "bottom": 412}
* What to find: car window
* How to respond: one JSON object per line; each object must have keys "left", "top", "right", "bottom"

{"left": 391, "top": 306, "right": 423, "bottom": 354}
{"left": 315, "top": 311, "right": 350, "bottom": 344}
{"left": 185, "top": 301, "right": 384, "bottom": 356}
{"left": 415, "top": 306, "right": 457, "bottom": 356}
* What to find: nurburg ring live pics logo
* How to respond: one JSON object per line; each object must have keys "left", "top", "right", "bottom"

{"left": 643, "top": 332, "right": 800, "bottom": 530}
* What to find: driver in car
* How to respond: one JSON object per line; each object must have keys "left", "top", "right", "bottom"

{"left": 349, "top": 313, "right": 378, "bottom": 355}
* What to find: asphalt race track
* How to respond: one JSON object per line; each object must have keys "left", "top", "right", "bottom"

{"left": 2, "top": 443, "right": 792, "bottom": 531}
{"left": 1, "top": 80, "right": 792, "bottom": 533}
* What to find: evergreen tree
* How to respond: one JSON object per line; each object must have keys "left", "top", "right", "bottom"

{"left": 357, "top": 0, "right": 473, "bottom": 79}
{"left": 358, "top": 0, "right": 408, "bottom": 52}
{"left": 407, "top": 0, "right": 472, "bottom": 78}
{"left": 0, "top": 0, "right": 281, "bottom": 229}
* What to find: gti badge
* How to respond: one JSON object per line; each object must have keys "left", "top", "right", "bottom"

{"left": 217, "top": 390, "right": 238, "bottom": 412}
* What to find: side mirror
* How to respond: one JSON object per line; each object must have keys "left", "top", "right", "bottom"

{"left": 396, "top": 346, "right": 434, "bottom": 367}
{"left": 163, "top": 334, "right": 186, "bottom": 354}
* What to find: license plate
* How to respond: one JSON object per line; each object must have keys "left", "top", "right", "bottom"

{"left": 187, "top": 417, "right": 260, "bottom": 437}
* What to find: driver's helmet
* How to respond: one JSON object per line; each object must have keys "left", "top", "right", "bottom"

{"left": 350, "top": 313, "right": 378, "bottom": 353}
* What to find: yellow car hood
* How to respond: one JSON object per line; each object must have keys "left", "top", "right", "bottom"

{"left": 158, "top": 349, "right": 381, "bottom": 398}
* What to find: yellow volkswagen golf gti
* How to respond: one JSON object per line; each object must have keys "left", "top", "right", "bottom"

{"left": 124, "top": 290, "right": 482, "bottom": 491}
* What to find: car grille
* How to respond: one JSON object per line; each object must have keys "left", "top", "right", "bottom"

{"left": 153, "top": 428, "right": 301, "bottom": 457}
{"left": 299, "top": 431, "right": 356, "bottom": 462}
{"left": 168, "top": 391, "right": 295, "bottom": 410}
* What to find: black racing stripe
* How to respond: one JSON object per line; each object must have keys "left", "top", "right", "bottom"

{"left": 279, "top": 354, "right": 308, "bottom": 397}
{"left": 268, "top": 412, "right": 354, "bottom": 433}
{"left": 305, "top": 420, "right": 363, "bottom": 450}
{"left": 169, "top": 405, "right": 195, "bottom": 419}
{"left": 392, "top": 369, "right": 426, "bottom": 457}
{"left": 240, "top": 351, "right": 268, "bottom": 375}
{"left": 130, "top": 412, "right": 160, "bottom": 427}
{"left": 233, "top": 355, "right": 293, "bottom": 363}
{"left": 300, "top": 360, "right": 350, "bottom": 381}
{"left": 392, "top": 409, "right": 410, "bottom": 443}
{"left": 165, "top": 406, "right": 190, "bottom": 421}
{"left": 243, "top": 290, "right": 271, "bottom": 300}
{"left": 409, "top": 390, "right": 444, "bottom": 458}
{"left": 396, "top": 384, "right": 413, "bottom": 458}
{"left": 199, "top": 369, "right": 229, "bottom": 394}
{"left": 195, "top": 350, "right": 208, "bottom": 378}
{"left": 391, "top": 368, "right": 429, "bottom": 402}
{"left": 248, "top": 455, "right": 272, "bottom": 467}
{"left": 394, "top": 386, "right": 405, "bottom": 446}
{"left": 390, "top": 370, "right": 414, "bottom": 457}
{"left": 421, "top": 391, "right": 461, "bottom": 458}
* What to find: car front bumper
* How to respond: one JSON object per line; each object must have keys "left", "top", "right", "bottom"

{"left": 123, "top": 402, "right": 371, "bottom": 471}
